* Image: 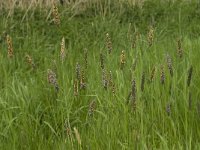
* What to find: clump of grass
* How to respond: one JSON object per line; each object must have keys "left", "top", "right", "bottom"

{"left": 6, "top": 35, "right": 13, "bottom": 58}
{"left": 47, "top": 69, "right": 59, "bottom": 92}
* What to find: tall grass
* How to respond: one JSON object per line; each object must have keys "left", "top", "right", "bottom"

{"left": 0, "top": 0, "right": 200, "bottom": 149}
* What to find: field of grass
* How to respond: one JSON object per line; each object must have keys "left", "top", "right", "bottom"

{"left": 0, "top": 0, "right": 200, "bottom": 149}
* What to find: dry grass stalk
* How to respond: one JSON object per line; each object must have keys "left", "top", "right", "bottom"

{"left": 187, "top": 66, "right": 193, "bottom": 87}
{"left": 106, "top": 33, "right": 112, "bottom": 54}
{"left": 6, "top": 35, "right": 13, "bottom": 58}
{"left": 177, "top": 39, "right": 183, "bottom": 58}
{"left": 147, "top": 26, "right": 154, "bottom": 46}
{"left": 160, "top": 65, "right": 165, "bottom": 85}
{"left": 120, "top": 50, "right": 125, "bottom": 69}
{"left": 73, "top": 127, "right": 81, "bottom": 146}
{"left": 166, "top": 54, "right": 173, "bottom": 77}
{"left": 47, "top": 69, "right": 59, "bottom": 92}
{"left": 60, "top": 37, "right": 66, "bottom": 63}
{"left": 52, "top": 2, "right": 60, "bottom": 25}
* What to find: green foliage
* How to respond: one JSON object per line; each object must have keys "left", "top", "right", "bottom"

{"left": 0, "top": 1, "right": 200, "bottom": 149}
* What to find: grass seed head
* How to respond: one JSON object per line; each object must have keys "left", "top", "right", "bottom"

{"left": 147, "top": 26, "right": 154, "bottom": 46}
{"left": 60, "top": 37, "right": 66, "bottom": 63}
{"left": 166, "top": 54, "right": 173, "bottom": 77}
{"left": 102, "top": 69, "right": 108, "bottom": 90}
{"left": 80, "top": 69, "right": 86, "bottom": 90}
{"left": 106, "top": 33, "right": 112, "bottom": 54}
{"left": 75, "top": 62, "right": 81, "bottom": 81}
{"left": 141, "top": 71, "right": 145, "bottom": 92}
{"left": 47, "top": 69, "right": 59, "bottom": 92}
{"left": 160, "top": 65, "right": 165, "bottom": 85}
{"left": 25, "top": 54, "right": 35, "bottom": 69}
{"left": 84, "top": 48, "right": 88, "bottom": 69}
{"left": 131, "top": 79, "right": 136, "bottom": 110}
{"left": 177, "top": 39, "right": 183, "bottom": 58}
{"left": 73, "top": 127, "right": 81, "bottom": 146}
{"left": 6, "top": 35, "right": 13, "bottom": 58}
{"left": 52, "top": 2, "right": 60, "bottom": 25}
{"left": 120, "top": 50, "right": 125, "bottom": 69}
{"left": 150, "top": 66, "right": 156, "bottom": 82}
{"left": 74, "top": 79, "right": 79, "bottom": 96}
{"left": 88, "top": 100, "right": 96, "bottom": 116}
{"left": 187, "top": 66, "right": 193, "bottom": 87}
{"left": 100, "top": 52, "right": 104, "bottom": 69}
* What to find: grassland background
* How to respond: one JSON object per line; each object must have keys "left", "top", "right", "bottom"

{"left": 0, "top": 0, "right": 200, "bottom": 149}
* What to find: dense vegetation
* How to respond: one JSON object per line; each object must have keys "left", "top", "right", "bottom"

{"left": 0, "top": 0, "right": 200, "bottom": 149}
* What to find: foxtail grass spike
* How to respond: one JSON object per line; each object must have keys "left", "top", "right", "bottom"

{"left": 106, "top": 33, "right": 112, "bottom": 54}
{"left": 166, "top": 54, "right": 173, "bottom": 77}
{"left": 150, "top": 66, "right": 156, "bottom": 82}
{"left": 6, "top": 35, "right": 13, "bottom": 58}
{"left": 100, "top": 52, "right": 104, "bottom": 69}
{"left": 160, "top": 65, "right": 165, "bottom": 85}
{"left": 131, "top": 79, "right": 136, "bottom": 110}
{"left": 73, "top": 127, "right": 81, "bottom": 146}
{"left": 60, "top": 37, "right": 66, "bottom": 63}
{"left": 88, "top": 100, "right": 96, "bottom": 116}
{"left": 187, "top": 66, "right": 193, "bottom": 87}
{"left": 177, "top": 39, "right": 183, "bottom": 58}
{"left": 74, "top": 79, "right": 79, "bottom": 96}
{"left": 102, "top": 69, "right": 108, "bottom": 90}
{"left": 52, "top": 2, "right": 60, "bottom": 25}
{"left": 120, "top": 50, "right": 125, "bottom": 70}
{"left": 141, "top": 71, "right": 145, "bottom": 92}
{"left": 75, "top": 62, "right": 81, "bottom": 81}
{"left": 147, "top": 26, "right": 154, "bottom": 47}
{"left": 84, "top": 48, "right": 88, "bottom": 69}
{"left": 25, "top": 54, "right": 35, "bottom": 69}
{"left": 47, "top": 69, "right": 59, "bottom": 92}
{"left": 80, "top": 69, "right": 86, "bottom": 90}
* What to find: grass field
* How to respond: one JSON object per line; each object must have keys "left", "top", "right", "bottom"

{"left": 0, "top": 0, "right": 200, "bottom": 149}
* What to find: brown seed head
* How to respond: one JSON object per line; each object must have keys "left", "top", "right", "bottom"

{"left": 6, "top": 35, "right": 13, "bottom": 58}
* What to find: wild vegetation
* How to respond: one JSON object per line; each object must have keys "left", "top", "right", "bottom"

{"left": 0, "top": 0, "right": 200, "bottom": 149}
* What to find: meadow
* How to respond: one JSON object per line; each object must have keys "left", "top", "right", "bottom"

{"left": 0, "top": 0, "right": 200, "bottom": 149}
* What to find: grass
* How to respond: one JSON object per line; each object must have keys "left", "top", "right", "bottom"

{"left": 0, "top": 0, "right": 200, "bottom": 149}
